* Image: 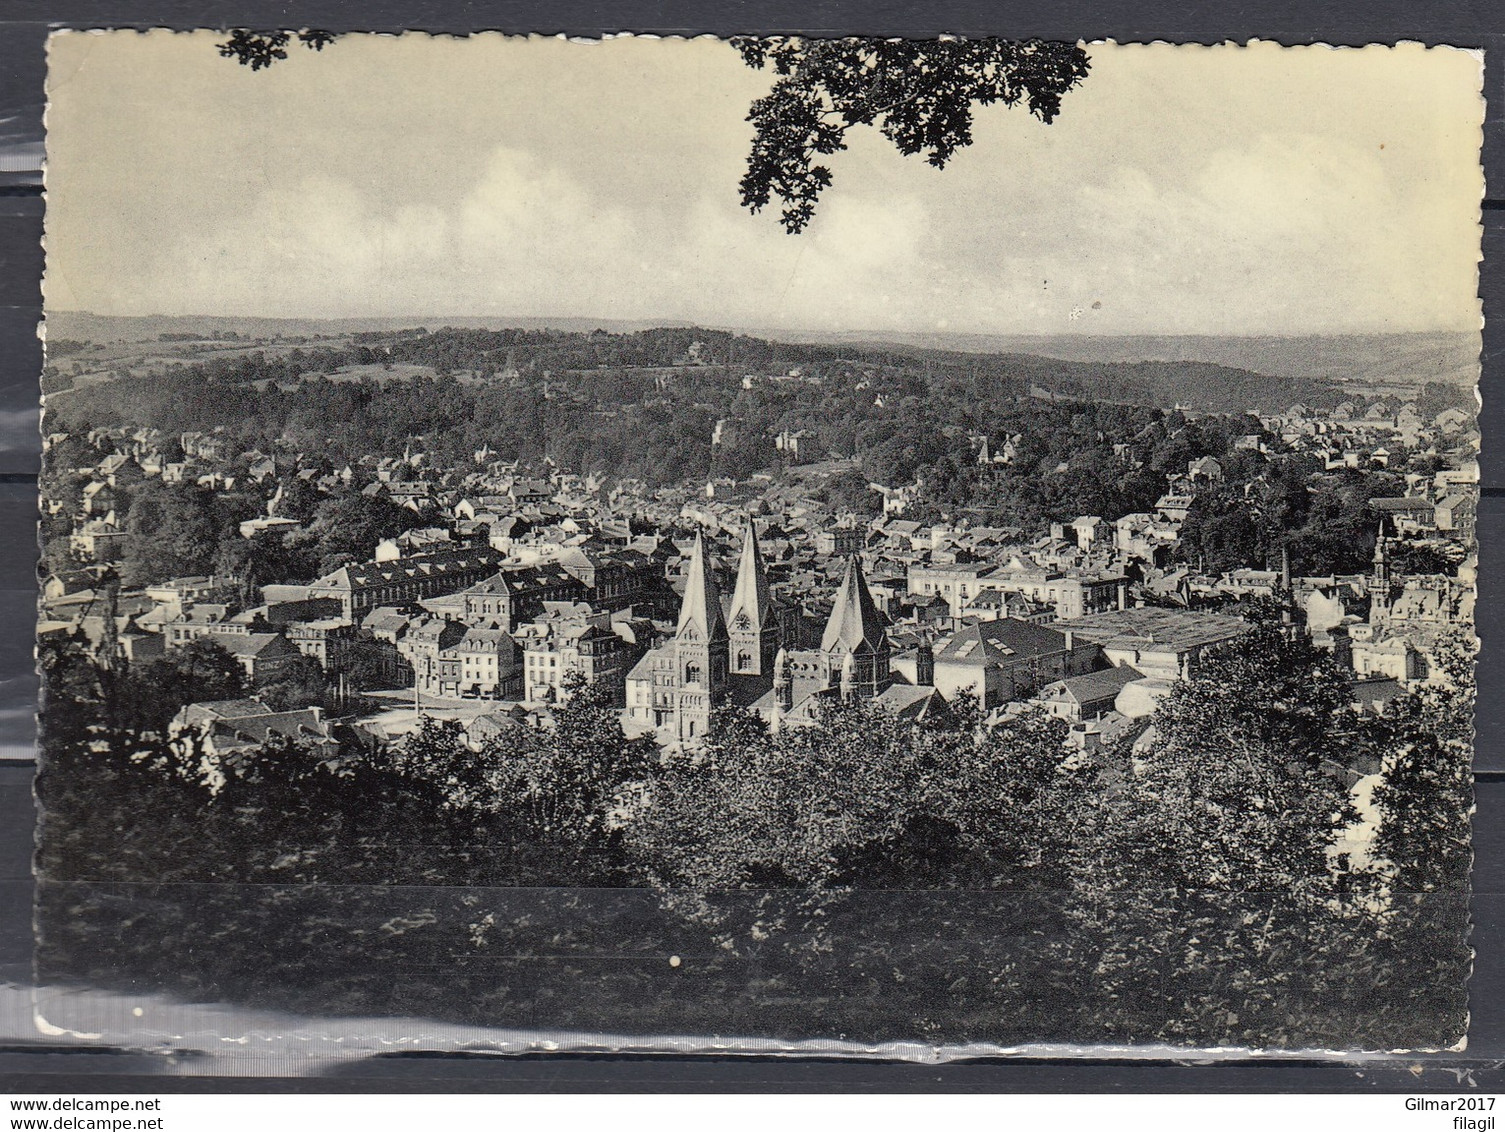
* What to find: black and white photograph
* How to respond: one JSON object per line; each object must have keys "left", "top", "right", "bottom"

{"left": 30, "top": 31, "right": 1483, "bottom": 1063}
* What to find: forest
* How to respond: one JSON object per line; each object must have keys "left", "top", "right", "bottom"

{"left": 35, "top": 626, "right": 1473, "bottom": 1049}
{"left": 44, "top": 325, "right": 1365, "bottom": 490}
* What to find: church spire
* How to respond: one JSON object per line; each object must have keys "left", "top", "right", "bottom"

{"left": 727, "top": 515, "right": 776, "bottom": 676}
{"left": 728, "top": 514, "right": 771, "bottom": 629}
{"left": 676, "top": 531, "right": 727, "bottom": 641}
{"left": 820, "top": 555, "right": 886, "bottom": 655}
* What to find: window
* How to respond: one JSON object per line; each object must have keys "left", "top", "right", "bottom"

{"left": 685, "top": 663, "right": 702, "bottom": 686}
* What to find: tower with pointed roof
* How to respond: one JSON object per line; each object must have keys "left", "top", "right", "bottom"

{"left": 819, "top": 555, "right": 890, "bottom": 699}
{"left": 1371, "top": 519, "right": 1392, "bottom": 624}
{"left": 670, "top": 531, "right": 728, "bottom": 740}
{"left": 728, "top": 515, "right": 775, "bottom": 676}
{"left": 741, "top": 554, "right": 903, "bottom": 729}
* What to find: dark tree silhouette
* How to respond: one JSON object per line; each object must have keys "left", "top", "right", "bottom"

{"left": 733, "top": 37, "right": 1091, "bottom": 232}
{"left": 214, "top": 32, "right": 1090, "bottom": 234}
{"left": 218, "top": 29, "right": 337, "bottom": 71}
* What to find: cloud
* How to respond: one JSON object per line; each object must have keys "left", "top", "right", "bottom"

{"left": 43, "top": 33, "right": 1484, "bottom": 336}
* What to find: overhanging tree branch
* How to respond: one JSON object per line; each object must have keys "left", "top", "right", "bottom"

{"left": 218, "top": 29, "right": 337, "bottom": 71}
{"left": 732, "top": 36, "right": 1091, "bottom": 233}
{"left": 212, "top": 32, "right": 1090, "bottom": 235}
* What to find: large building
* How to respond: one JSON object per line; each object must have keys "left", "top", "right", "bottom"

{"left": 458, "top": 564, "right": 587, "bottom": 630}
{"left": 1037, "top": 664, "right": 1148, "bottom": 722}
{"left": 200, "top": 630, "right": 302, "bottom": 683}
{"left": 757, "top": 554, "right": 895, "bottom": 725}
{"left": 928, "top": 618, "right": 1104, "bottom": 709}
{"left": 1056, "top": 607, "right": 1250, "bottom": 682}
{"left": 457, "top": 548, "right": 667, "bottom": 631}
{"left": 168, "top": 699, "right": 338, "bottom": 764}
{"left": 517, "top": 604, "right": 636, "bottom": 706}
{"left": 307, "top": 546, "right": 508, "bottom": 621}
{"left": 908, "top": 560, "right": 1126, "bottom": 621}
{"left": 624, "top": 520, "right": 786, "bottom": 739}
{"left": 397, "top": 616, "right": 521, "bottom": 700}
{"left": 624, "top": 531, "right": 730, "bottom": 742}
{"left": 756, "top": 555, "right": 947, "bottom": 728}
{"left": 789, "top": 556, "right": 891, "bottom": 697}
{"left": 284, "top": 618, "right": 356, "bottom": 671}
{"left": 627, "top": 524, "right": 947, "bottom": 740}
{"left": 1370, "top": 525, "right": 1473, "bottom": 628}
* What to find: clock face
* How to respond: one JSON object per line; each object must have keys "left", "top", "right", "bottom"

{"left": 733, "top": 613, "right": 752, "bottom": 631}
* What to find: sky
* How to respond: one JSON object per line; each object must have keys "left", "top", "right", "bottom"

{"left": 42, "top": 32, "right": 1484, "bottom": 337}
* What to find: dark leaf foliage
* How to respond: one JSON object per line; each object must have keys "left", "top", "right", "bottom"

{"left": 218, "top": 29, "right": 337, "bottom": 71}
{"left": 733, "top": 37, "right": 1091, "bottom": 232}
{"left": 34, "top": 622, "right": 1473, "bottom": 1049}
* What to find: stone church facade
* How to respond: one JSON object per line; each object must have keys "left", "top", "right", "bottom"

{"left": 626, "top": 520, "right": 938, "bottom": 743}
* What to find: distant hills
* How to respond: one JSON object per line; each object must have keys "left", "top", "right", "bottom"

{"left": 771, "top": 329, "right": 1482, "bottom": 389}
{"left": 44, "top": 311, "right": 697, "bottom": 344}
{"left": 46, "top": 312, "right": 1478, "bottom": 405}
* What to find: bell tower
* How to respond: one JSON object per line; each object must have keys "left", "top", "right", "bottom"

{"left": 727, "top": 515, "right": 775, "bottom": 676}
{"left": 672, "top": 531, "right": 728, "bottom": 740}
{"left": 820, "top": 556, "right": 889, "bottom": 699}
{"left": 1370, "top": 520, "right": 1392, "bottom": 623}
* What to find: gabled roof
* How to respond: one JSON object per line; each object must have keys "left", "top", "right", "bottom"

{"left": 1041, "top": 664, "right": 1145, "bottom": 707}
{"left": 1351, "top": 676, "right": 1405, "bottom": 710}
{"left": 320, "top": 547, "right": 507, "bottom": 591}
{"left": 1059, "top": 608, "right": 1250, "bottom": 653}
{"left": 178, "top": 698, "right": 269, "bottom": 723}
{"left": 204, "top": 708, "right": 331, "bottom": 751}
{"left": 212, "top": 632, "right": 295, "bottom": 658}
{"left": 820, "top": 556, "right": 886, "bottom": 654}
{"left": 173, "top": 604, "right": 231, "bottom": 625}
{"left": 935, "top": 618, "right": 1069, "bottom": 665}
{"left": 1369, "top": 496, "right": 1435, "bottom": 513}
{"left": 447, "top": 627, "right": 515, "bottom": 654}
{"left": 627, "top": 644, "right": 670, "bottom": 680}
{"left": 361, "top": 606, "right": 414, "bottom": 634}
{"left": 875, "top": 683, "right": 942, "bottom": 718}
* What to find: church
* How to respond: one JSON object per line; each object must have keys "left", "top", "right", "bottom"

{"left": 623, "top": 518, "right": 941, "bottom": 743}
